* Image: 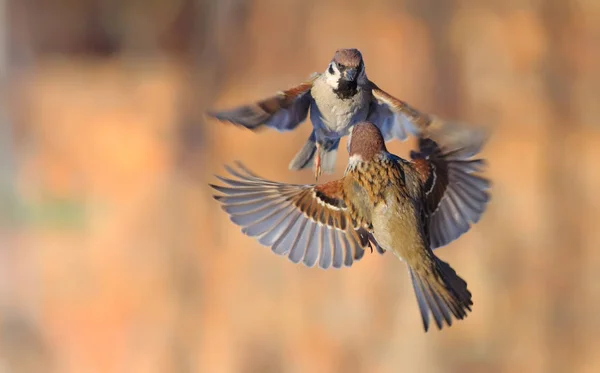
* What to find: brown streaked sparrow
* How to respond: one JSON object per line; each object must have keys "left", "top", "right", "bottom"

{"left": 210, "top": 121, "right": 491, "bottom": 331}
{"left": 207, "top": 48, "right": 488, "bottom": 180}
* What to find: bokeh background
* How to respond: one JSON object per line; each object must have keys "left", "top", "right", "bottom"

{"left": 0, "top": 0, "right": 599, "bottom": 372}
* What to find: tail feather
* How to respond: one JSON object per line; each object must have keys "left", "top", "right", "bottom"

{"left": 408, "top": 257, "right": 472, "bottom": 331}
{"left": 288, "top": 134, "right": 340, "bottom": 175}
{"left": 289, "top": 132, "right": 317, "bottom": 171}
{"left": 319, "top": 140, "right": 340, "bottom": 174}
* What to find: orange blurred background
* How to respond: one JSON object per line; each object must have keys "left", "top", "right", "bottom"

{"left": 0, "top": 0, "right": 599, "bottom": 372}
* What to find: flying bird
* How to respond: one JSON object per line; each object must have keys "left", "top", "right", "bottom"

{"left": 210, "top": 121, "right": 491, "bottom": 331}
{"left": 207, "top": 48, "right": 486, "bottom": 180}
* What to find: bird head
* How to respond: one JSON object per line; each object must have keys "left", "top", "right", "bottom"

{"left": 325, "top": 48, "right": 366, "bottom": 90}
{"left": 348, "top": 121, "right": 387, "bottom": 163}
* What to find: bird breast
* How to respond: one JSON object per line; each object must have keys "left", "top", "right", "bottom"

{"left": 310, "top": 78, "right": 371, "bottom": 137}
{"left": 371, "top": 189, "right": 426, "bottom": 262}
{"left": 368, "top": 167, "right": 428, "bottom": 262}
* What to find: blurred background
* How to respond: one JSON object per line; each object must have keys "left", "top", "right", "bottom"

{"left": 0, "top": 0, "right": 598, "bottom": 372}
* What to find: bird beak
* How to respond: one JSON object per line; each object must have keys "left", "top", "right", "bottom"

{"left": 343, "top": 68, "right": 357, "bottom": 81}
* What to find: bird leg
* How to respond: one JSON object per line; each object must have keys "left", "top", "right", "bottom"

{"left": 314, "top": 143, "right": 322, "bottom": 181}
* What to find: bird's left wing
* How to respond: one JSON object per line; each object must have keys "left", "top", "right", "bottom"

{"left": 368, "top": 81, "right": 491, "bottom": 152}
{"left": 367, "top": 81, "right": 428, "bottom": 141}
{"left": 410, "top": 137, "right": 491, "bottom": 249}
{"left": 207, "top": 73, "right": 320, "bottom": 131}
{"left": 210, "top": 162, "right": 376, "bottom": 269}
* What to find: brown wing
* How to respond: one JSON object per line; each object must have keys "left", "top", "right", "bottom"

{"left": 206, "top": 73, "right": 319, "bottom": 131}
{"left": 367, "top": 81, "right": 430, "bottom": 141}
{"left": 368, "top": 81, "right": 490, "bottom": 156}
{"left": 210, "top": 162, "right": 374, "bottom": 269}
{"left": 410, "top": 137, "right": 491, "bottom": 249}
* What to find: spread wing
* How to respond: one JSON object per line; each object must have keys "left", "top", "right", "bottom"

{"left": 206, "top": 73, "right": 320, "bottom": 131}
{"left": 410, "top": 137, "right": 491, "bottom": 249}
{"left": 367, "top": 81, "right": 491, "bottom": 153}
{"left": 367, "top": 81, "right": 429, "bottom": 141}
{"left": 210, "top": 162, "right": 376, "bottom": 269}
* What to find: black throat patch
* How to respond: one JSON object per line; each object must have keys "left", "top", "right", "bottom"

{"left": 333, "top": 79, "right": 358, "bottom": 100}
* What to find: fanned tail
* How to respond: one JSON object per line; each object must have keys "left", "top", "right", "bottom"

{"left": 408, "top": 256, "right": 472, "bottom": 331}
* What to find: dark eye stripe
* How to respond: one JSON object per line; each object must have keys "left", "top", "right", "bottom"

{"left": 328, "top": 65, "right": 334, "bottom": 74}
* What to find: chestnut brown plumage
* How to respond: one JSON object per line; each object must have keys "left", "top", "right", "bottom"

{"left": 348, "top": 119, "right": 387, "bottom": 160}
{"left": 211, "top": 121, "right": 491, "bottom": 331}
{"left": 333, "top": 48, "right": 363, "bottom": 68}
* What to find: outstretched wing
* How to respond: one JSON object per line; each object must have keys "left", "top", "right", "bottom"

{"left": 410, "top": 137, "right": 491, "bottom": 249}
{"left": 367, "top": 81, "right": 429, "bottom": 141}
{"left": 367, "top": 81, "right": 491, "bottom": 153}
{"left": 210, "top": 162, "right": 375, "bottom": 269}
{"left": 207, "top": 73, "right": 320, "bottom": 131}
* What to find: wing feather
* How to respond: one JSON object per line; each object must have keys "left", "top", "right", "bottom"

{"left": 207, "top": 74, "right": 319, "bottom": 131}
{"left": 367, "top": 81, "right": 429, "bottom": 141}
{"left": 410, "top": 137, "right": 491, "bottom": 249}
{"left": 211, "top": 163, "right": 375, "bottom": 269}
{"left": 368, "top": 81, "right": 491, "bottom": 157}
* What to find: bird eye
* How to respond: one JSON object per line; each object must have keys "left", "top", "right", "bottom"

{"left": 337, "top": 62, "right": 344, "bottom": 70}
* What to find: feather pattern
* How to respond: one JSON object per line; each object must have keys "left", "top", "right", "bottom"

{"left": 211, "top": 121, "right": 485, "bottom": 332}
{"left": 367, "top": 82, "right": 429, "bottom": 141}
{"left": 410, "top": 137, "right": 491, "bottom": 249}
{"left": 207, "top": 48, "right": 489, "bottom": 179}
{"left": 210, "top": 162, "right": 373, "bottom": 269}
{"left": 408, "top": 257, "right": 473, "bottom": 331}
{"left": 207, "top": 74, "right": 319, "bottom": 131}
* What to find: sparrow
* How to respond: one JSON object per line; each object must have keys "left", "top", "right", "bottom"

{"left": 207, "top": 48, "right": 487, "bottom": 181}
{"left": 210, "top": 121, "right": 491, "bottom": 331}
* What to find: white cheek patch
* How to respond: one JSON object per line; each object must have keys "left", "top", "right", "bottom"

{"left": 325, "top": 74, "right": 339, "bottom": 88}
{"left": 325, "top": 64, "right": 340, "bottom": 88}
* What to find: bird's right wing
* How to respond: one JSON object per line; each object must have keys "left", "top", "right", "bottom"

{"left": 410, "top": 137, "right": 491, "bottom": 249}
{"left": 211, "top": 162, "right": 376, "bottom": 269}
{"left": 206, "top": 73, "right": 320, "bottom": 131}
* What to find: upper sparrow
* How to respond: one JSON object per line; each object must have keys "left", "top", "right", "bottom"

{"left": 211, "top": 121, "right": 490, "bottom": 331}
{"left": 207, "top": 48, "right": 487, "bottom": 180}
